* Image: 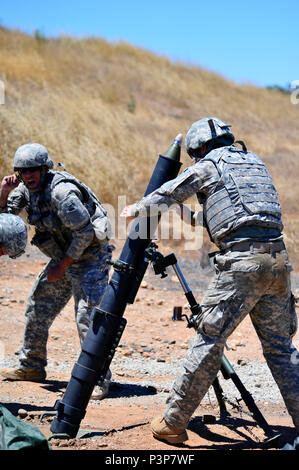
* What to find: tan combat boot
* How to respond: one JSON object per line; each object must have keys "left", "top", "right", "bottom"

{"left": 91, "top": 368, "right": 112, "bottom": 400}
{"left": 151, "top": 416, "right": 188, "bottom": 444}
{"left": 0, "top": 366, "right": 46, "bottom": 382}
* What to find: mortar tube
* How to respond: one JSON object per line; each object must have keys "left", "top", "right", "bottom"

{"left": 50, "top": 135, "right": 182, "bottom": 438}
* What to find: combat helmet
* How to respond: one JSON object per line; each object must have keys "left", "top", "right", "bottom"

{"left": 13, "top": 143, "right": 53, "bottom": 171}
{"left": 185, "top": 117, "right": 234, "bottom": 159}
{"left": 0, "top": 213, "right": 27, "bottom": 258}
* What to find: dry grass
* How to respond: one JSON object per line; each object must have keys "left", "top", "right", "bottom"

{"left": 1, "top": 26, "right": 299, "bottom": 266}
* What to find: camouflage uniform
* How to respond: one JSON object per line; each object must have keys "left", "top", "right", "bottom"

{"left": 164, "top": 248, "right": 298, "bottom": 431}
{"left": 2, "top": 170, "right": 112, "bottom": 371}
{"left": 131, "top": 135, "right": 299, "bottom": 433}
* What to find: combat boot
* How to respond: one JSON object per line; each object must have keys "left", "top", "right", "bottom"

{"left": 0, "top": 366, "right": 46, "bottom": 382}
{"left": 91, "top": 368, "right": 112, "bottom": 400}
{"left": 151, "top": 416, "right": 188, "bottom": 444}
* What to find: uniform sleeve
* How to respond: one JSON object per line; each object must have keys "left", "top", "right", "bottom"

{"left": 130, "top": 160, "right": 217, "bottom": 217}
{"left": 52, "top": 182, "right": 95, "bottom": 260}
{"left": 1, "top": 184, "right": 28, "bottom": 214}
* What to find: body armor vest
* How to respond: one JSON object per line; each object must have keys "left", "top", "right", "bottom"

{"left": 198, "top": 145, "right": 283, "bottom": 245}
{"left": 50, "top": 171, "right": 111, "bottom": 243}
{"left": 27, "top": 171, "right": 111, "bottom": 241}
{"left": 50, "top": 171, "right": 108, "bottom": 219}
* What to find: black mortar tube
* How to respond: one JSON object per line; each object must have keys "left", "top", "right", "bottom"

{"left": 50, "top": 135, "right": 182, "bottom": 437}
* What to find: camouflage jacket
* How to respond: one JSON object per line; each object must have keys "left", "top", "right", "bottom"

{"left": 130, "top": 145, "right": 283, "bottom": 247}
{"left": 2, "top": 171, "right": 110, "bottom": 260}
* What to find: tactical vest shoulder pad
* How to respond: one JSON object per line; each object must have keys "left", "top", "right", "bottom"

{"left": 50, "top": 171, "right": 107, "bottom": 216}
{"left": 50, "top": 171, "right": 91, "bottom": 203}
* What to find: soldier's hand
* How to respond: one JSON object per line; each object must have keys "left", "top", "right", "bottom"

{"left": 120, "top": 205, "right": 136, "bottom": 221}
{"left": 47, "top": 264, "right": 66, "bottom": 282}
{"left": 47, "top": 256, "right": 75, "bottom": 282}
{"left": 1, "top": 174, "right": 20, "bottom": 193}
{"left": 0, "top": 175, "right": 20, "bottom": 208}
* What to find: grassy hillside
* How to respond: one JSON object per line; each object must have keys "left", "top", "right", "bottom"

{"left": 1, "top": 27, "right": 299, "bottom": 266}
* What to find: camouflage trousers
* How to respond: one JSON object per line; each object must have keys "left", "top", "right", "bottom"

{"left": 164, "top": 247, "right": 299, "bottom": 431}
{"left": 19, "top": 244, "right": 111, "bottom": 370}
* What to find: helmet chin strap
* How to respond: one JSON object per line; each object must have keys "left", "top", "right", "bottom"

{"left": 208, "top": 119, "right": 217, "bottom": 138}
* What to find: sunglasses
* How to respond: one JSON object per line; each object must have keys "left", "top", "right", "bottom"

{"left": 17, "top": 167, "right": 41, "bottom": 175}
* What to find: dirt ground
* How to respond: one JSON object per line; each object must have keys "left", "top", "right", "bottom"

{"left": 0, "top": 241, "right": 298, "bottom": 455}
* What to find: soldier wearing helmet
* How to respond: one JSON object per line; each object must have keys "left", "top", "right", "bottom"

{"left": 121, "top": 118, "right": 299, "bottom": 445}
{"left": 0, "top": 143, "right": 113, "bottom": 399}
{"left": 0, "top": 213, "right": 27, "bottom": 259}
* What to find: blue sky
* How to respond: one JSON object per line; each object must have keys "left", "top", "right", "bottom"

{"left": 1, "top": 0, "right": 298, "bottom": 88}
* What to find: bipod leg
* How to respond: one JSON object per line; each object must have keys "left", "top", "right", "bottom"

{"left": 220, "top": 355, "right": 279, "bottom": 441}
{"left": 212, "top": 376, "right": 229, "bottom": 417}
{"left": 171, "top": 261, "right": 228, "bottom": 419}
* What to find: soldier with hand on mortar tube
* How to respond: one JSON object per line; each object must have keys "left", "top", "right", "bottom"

{"left": 121, "top": 117, "right": 299, "bottom": 445}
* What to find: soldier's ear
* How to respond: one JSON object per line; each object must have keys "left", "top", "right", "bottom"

{"left": 200, "top": 144, "right": 207, "bottom": 156}
{"left": 0, "top": 244, "right": 8, "bottom": 256}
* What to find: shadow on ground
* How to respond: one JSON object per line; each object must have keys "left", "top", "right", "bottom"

{"left": 40, "top": 379, "right": 157, "bottom": 398}
{"left": 180, "top": 415, "right": 296, "bottom": 450}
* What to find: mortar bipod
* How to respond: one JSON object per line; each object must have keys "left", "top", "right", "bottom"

{"left": 144, "top": 243, "right": 279, "bottom": 443}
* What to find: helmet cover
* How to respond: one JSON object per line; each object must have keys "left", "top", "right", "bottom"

{"left": 13, "top": 143, "right": 53, "bottom": 170}
{"left": 185, "top": 117, "right": 234, "bottom": 157}
{"left": 0, "top": 213, "right": 28, "bottom": 258}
